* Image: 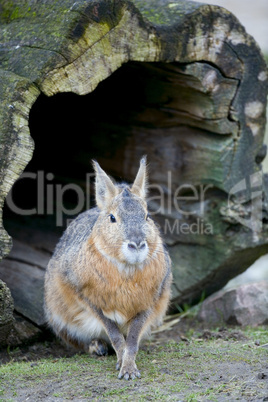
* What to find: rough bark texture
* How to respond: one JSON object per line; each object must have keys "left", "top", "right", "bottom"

{"left": 0, "top": 0, "right": 267, "bottom": 327}
{"left": 0, "top": 279, "right": 14, "bottom": 345}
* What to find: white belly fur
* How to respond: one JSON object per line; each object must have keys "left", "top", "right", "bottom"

{"left": 103, "top": 310, "right": 127, "bottom": 326}
{"left": 50, "top": 310, "right": 108, "bottom": 344}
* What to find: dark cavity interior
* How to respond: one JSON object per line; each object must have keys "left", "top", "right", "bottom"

{"left": 3, "top": 61, "right": 233, "bottom": 252}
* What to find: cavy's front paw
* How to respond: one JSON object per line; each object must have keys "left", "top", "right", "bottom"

{"left": 118, "top": 361, "right": 141, "bottom": 380}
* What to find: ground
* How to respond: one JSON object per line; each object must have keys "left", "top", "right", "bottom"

{"left": 0, "top": 315, "right": 267, "bottom": 401}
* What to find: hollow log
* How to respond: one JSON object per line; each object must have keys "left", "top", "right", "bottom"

{"left": 0, "top": 0, "right": 268, "bottom": 327}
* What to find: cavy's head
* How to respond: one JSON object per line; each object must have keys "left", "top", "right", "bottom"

{"left": 92, "top": 157, "right": 159, "bottom": 266}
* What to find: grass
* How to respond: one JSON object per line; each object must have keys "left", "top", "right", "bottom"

{"left": 0, "top": 326, "right": 267, "bottom": 401}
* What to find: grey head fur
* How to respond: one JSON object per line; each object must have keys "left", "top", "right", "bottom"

{"left": 93, "top": 157, "right": 150, "bottom": 266}
{"left": 115, "top": 187, "right": 148, "bottom": 265}
{"left": 118, "top": 187, "right": 147, "bottom": 247}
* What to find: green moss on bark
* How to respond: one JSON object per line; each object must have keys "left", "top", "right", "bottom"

{"left": 132, "top": 0, "right": 204, "bottom": 26}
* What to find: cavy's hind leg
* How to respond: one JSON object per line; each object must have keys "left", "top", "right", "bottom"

{"left": 89, "top": 339, "right": 109, "bottom": 356}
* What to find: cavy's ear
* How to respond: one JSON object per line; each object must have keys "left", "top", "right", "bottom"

{"left": 131, "top": 156, "right": 148, "bottom": 199}
{"left": 92, "top": 161, "right": 117, "bottom": 209}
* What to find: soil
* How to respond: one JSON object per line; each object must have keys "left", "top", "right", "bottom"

{"left": 0, "top": 316, "right": 267, "bottom": 401}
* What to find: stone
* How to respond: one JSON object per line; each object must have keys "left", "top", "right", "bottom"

{"left": 0, "top": 279, "right": 14, "bottom": 346}
{"left": 6, "top": 313, "right": 43, "bottom": 347}
{"left": 198, "top": 281, "right": 268, "bottom": 326}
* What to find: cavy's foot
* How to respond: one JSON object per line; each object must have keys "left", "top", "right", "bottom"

{"left": 115, "top": 346, "right": 126, "bottom": 371}
{"left": 115, "top": 353, "right": 124, "bottom": 371}
{"left": 118, "top": 361, "right": 141, "bottom": 380}
{"left": 88, "top": 339, "right": 108, "bottom": 356}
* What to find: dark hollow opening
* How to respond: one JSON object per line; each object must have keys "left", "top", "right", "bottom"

{"left": 4, "top": 60, "right": 228, "bottom": 247}
{"left": 4, "top": 62, "right": 159, "bottom": 246}
{"left": 1, "top": 60, "right": 232, "bottom": 323}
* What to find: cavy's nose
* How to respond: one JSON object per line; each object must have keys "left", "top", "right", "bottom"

{"left": 128, "top": 241, "right": 146, "bottom": 251}
{"left": 139, "top": 241, "right": 146, "bottom": 250}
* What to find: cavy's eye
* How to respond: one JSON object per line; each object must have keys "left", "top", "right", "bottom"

{"left": 110, "top": 214, "right": 116, "bottom": 223}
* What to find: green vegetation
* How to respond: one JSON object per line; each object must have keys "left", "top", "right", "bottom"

{"left": 0, "top": 326, "right": 267, "bottom": 400}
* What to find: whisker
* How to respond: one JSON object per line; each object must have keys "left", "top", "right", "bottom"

{"left": 91, "top": 245, "right": 167, "bottom": 260}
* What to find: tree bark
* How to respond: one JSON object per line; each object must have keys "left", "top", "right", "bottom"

{"left": 0, "top": 279, "right": 14, "bottom": 345}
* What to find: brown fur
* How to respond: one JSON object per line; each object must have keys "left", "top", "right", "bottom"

{"left": 82, "top": 241, "right": 168, "bottom": 318}
{"left": 44, "top": 158, "right": 172, "bottom": 380}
